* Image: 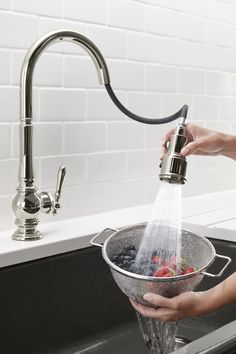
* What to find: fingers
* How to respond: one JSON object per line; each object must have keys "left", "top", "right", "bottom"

{"left": 161, "top": 129, "right": 175, "bottom": 148}
{"left": 181, "top": 141, "right": 201, "bottom": 156}
{"left": 143, "top": 293, "right": 174, "bottom": 308}
{"left": 130, "top": 299, "right": 179, "bottom": 322}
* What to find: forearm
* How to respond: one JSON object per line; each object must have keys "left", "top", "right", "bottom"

{"left": 221, "top": 134, "right": 236, "bottom": 160}
{"left": 199, "top": 272, "right": 236, "bottom": 314}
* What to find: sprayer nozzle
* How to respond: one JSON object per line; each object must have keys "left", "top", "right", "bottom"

{"left": 159, "top": 120, "right": 187, "bottom": 184}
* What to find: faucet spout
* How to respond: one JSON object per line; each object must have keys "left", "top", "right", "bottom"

{"left": 13, "top": 30, "right": 110, "bottom": 241}
{"left": 21, "top": 30, "right": 110, "bottom": 118}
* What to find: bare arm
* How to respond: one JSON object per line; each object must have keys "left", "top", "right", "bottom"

{"left": 130, "top": 272, "right": 236, "bottom": 322}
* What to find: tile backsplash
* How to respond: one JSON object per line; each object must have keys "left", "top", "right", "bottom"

{"left": 1, "top": 0, "right": 236, "bottom": 230}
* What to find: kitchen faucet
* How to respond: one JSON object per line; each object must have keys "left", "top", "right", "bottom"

{"left": 12, "top": 30, "right": 188, "bottom": 241}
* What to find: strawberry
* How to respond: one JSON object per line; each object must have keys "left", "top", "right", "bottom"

{"left": 182, "top": 266, "right": 195, "bottom": 275}
{"left": 153, "top": 267, "right": 175, "bottom": 277}
{"left": 163, "top": 261, "right": 177, "bottom": 271}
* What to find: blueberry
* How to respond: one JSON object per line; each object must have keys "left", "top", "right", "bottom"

{"left": 123, "top": 260, "right": 130, "bottom": 265}
{"left": 124, "top": 255, "right": 131, "bottom": 261}
{"left": 126, "top": 245, "right": 135, "bottom": 252}
{"left": 129, "top": 250, "right": 137, "bottom": 258}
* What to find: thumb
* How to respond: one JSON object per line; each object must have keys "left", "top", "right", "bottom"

{"left": 143, "top": 293, "right": 173, "bottom": 308}
{"left": 181, "top": 141, "right": 201, "bottom": 157}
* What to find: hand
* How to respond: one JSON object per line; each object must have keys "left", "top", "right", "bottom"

{"left": 162, "top": 123, "right": 227, "bottom": 158}
{"left": 130, "top": 291, "right": 208, "bottom": 322}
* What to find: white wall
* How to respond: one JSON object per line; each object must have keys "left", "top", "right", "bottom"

{"left": 0, "top": 0, "right": 236, "bottom": 230}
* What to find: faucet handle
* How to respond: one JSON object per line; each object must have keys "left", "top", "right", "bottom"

{"left": 53, "top": 165, "right": 66, "bottom": 214}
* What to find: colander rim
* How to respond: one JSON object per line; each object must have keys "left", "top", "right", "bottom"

{"left": 102, "top": 222, "right": 216, "bottom": 282}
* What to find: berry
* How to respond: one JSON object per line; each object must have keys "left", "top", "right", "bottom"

{"left": 182, "top": 266, "right": 195, "bottom": 275}
{"left": 153, "top": 267, "right": 175, "bottom": 278}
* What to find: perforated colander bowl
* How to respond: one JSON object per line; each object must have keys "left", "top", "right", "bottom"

{"left": 91, "top": 223, "right": 231, "bottom": 305}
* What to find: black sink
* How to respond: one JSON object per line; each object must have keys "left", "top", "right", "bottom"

{"left": 1, "top": 235, "right": 235, "bottom": 354}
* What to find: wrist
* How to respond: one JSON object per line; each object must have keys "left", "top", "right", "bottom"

{"left": 221, "top": 133, "right": 236, "bottom": 160}
{"left": 193, "top": 286, "right": 223, "bottom": 316}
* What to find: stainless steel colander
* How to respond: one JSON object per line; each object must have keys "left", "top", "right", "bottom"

{"left": 91, "top": 223, "right": 231, "bottom": 305}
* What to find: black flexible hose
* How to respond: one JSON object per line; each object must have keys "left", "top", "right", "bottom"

{"left": 105, "top": 83, "right": 188, "bottom": 125}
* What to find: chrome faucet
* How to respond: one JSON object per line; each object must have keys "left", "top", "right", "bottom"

{"left": 12, "top": 29, "right": 188, "bottom": 241}
{"left": 12, "top": 30, "right": 110, "bottom": 241}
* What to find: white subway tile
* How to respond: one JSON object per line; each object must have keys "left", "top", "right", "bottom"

{"left": 0, "top": 159, "right": 18, "bottom": 195}
{"left": 207, "top": 72, "right": 231, "bottom": 96}
{"left": 206, "top": 21, "right": 231, "bottom": 48}
{"left": 108, "top": 0, "right": 145, "bottom": 31}
{"left": 63, "top": 56, "right": 101, "bottom": 88}
{"left": 12, "top": 0, "right": 63, "bottom": 17}
{"left": 162, "top": 38, "right": 192, "bottom": 67}
{"left": 33, "top": 123, "right": 63, "bottom": 157}
{"left": 87, "top": 89, "right": 126, "bottom": 121}
{"left": 87, "top": 152, "right": 127, "bottom": 183}
{"left": 39, "top": 18, "right": 87, "bottom": 55}
{"left": 187, "top": 155, "right": 219, "bottom": 173}
{"left": 146, "top": 6, "right": 177, "bottom": 37}
{"left": 162, "top": 94, "right": 192, "bottom": 117}
{"left": 178, "top": 69, "right": 205, "bottom": 94}
{"left": 193, "top": 96, "right": 219, "bottom": 120}
{"left": 128, "top": 150, "right": 158, "bottom": 178}
{"left": 231, "top": 73, "right": 236, "bottom": 95}
{"left": 0, "top": 0, "right": 236, "bottom": 227}
{"left": 127, "top": 32, "right": 161, "bottom": 63}
{"left": 107, "top": 122, "right": 145, "bottom": 150}
{"left": 127, "top": 92, "right": 162, "bottom": 117}
{"left": 108, "top": 60, "right": 145, "bottom": 91}
{"left": 64, "top": 0, "right": 106, "bottom": 24}
{"left": 39, "top": 88, "right": 86, "bottom": 121}
{"left": 230, "top": 121, "right": 236, "bottom": 134}
{"left": 231, "top": 27, "right": 236, "bottom": 49}
{"left": 0, "top": 50, "right": 10, "bottom": 84}
{"left": 0, "top": 0, "right": 11, "bottom": 9}
{"left": 205, "top": 120, "right": 231, "bottom": 133}
{"left": 177, "top": 14, "right": 206, "bottom": 43}
{"left": 0, "top": 124, "right": 11, "bottom": 158}
{"left": 0, "top": 12, "right": 38, "bottom": 49}
{"left": 146, "top": 65, "right": 177, "bottom": 92}
{"left": 193, "top": 44, "right": 220, "bottom": 70}
{"left": 183, "top": 167, "right": 236, "bottom": 197}
{"left": 40, "top": 155, "right": 86, "bottom": 189}
{"left": 64, "top": 122, "right": 106, "bottom": 154}
{"left": 144, "top": 176, "right": 161, "bottom": 204}
{"left": 145, "top": 0, "right": 196, "bottom": 13}
{"left": 219, "top": 97, "right": 236, "bottom": 119}
{"left": 0, "top": 87, "right": 19, "bottom": 122}
{"left": 88, "top": 26, "right": 126, "bottom": 59}
{"left": 62, "top": 178, "right": 146, "bottom": 217}
{"left": 220, "top": 49, "right": 236, "bottom": 73}
{"left": 12, "top": 50, "right": 63, "bottom": 87}
{"left": 144, "top": 121, "right": 176, "bottom": 149}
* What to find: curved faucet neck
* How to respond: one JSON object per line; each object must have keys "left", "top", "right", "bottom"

{"left": 20, "top": 30, "right": 110, "bottom": 118}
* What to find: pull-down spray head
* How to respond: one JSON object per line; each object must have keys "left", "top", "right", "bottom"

{"left": 159, "top": 106, "right": 188, "bottom": 184}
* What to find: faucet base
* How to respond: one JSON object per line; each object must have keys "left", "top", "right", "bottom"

{"left": 12, "top": 226, "right": 42, "bottom": 241}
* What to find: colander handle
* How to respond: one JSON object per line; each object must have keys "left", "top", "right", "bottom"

{"left": 201, "top": 254, "right": 232, "bottom": 278}
{"left": 90, "top": 228, "right": 118, "bottom": 248}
